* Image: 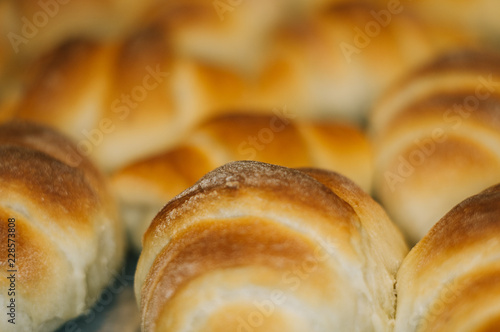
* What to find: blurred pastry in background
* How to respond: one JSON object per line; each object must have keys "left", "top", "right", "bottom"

{"left": 405, "top": 0, "right": 500, "bottom": 48}
{"left": 0, "top": 0, "right": 161, "bottom": 72}
{"left": 261, "top": 1, "right": 472, "bottom": 124}
{"left": 111, "top": 113, "right": 372, "bottom": 250}
{"left": 141, "top": 0, "right": 287, "bottom": 73}
{"left": 0, "top": 0, "right": 164, "bottom": 115}
{"left": 370, "top": 49, "right": 500, "bottom": 244}
{"left": 2, "top": 1, "right": 472, "bottom": 173}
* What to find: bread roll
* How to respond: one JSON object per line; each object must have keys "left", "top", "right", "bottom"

{"left": 11, "top": 35, "right": 215, "bottom": 172}
{"left": 145, "top": 0, "right": 471, "bottom": 123}
{"left": 0, "top": 121, "right": 125, "bottom": 331}
{"left": 8, "top": 30, "right": 302, "bottom": 171}
{"left": 111, "top": 114, "right": 373, "bottom": 250}
{"left": 135, "top": 160, "right": 408, "bottom": 332}
{"left": 263, "top": 1, "right": 471, "bottom": 123}
{"left": 395, "top": 183, "right": 500, "bottom": 332}
{"left": 370, "top": 49, "right": 500, "bottom": 244}
{"left": 0, "top": 0, "right": 163, "bottom": 115}
{"left": 4, "top": 1, "right": 470, "bottom": 172}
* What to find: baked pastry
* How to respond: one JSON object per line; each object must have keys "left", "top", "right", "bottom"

{"left": 111, "top": 114, "right": 373, "bottom": 250}
{"left": 4, "top": 1, "right": 470, "bottom": 172}
{"left": 0, "top": 121, "right": 125, "bottom": 331}
{"left": 9, "top": 31, "right": 301, "bottom": 171}
{"left": 263, "top": 1, "right": 471, "bottom": 124}
{"left": 141, "top": 1, "right": 472, "bottom": 124}
{"left": 370, "top": 49, "right": 500, "bottom": 244}
{"left": 0, "top": 0, "right": 162, "bottom": 114}
{"left": 134, "top": 160, "right": 408, "bottom": 332}
{"left": 395, "top": 183, "right": 500, "bottom": 332}
{"left": 10, "top": 35, "right": 207, "bottom": 172}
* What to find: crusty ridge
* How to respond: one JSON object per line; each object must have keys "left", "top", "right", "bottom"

{"left": 395, "top": 183, "right": 500, "bottom": 332}
{"left": 370, "top": 49, "right": 500, "bottom": 244}
{"left": 111, "top": 114, "right": 372, "bottom": 251}
{"left": 0, "top": 120, "right": 124, "bottom": 331}
{"left": 136, "top": 161, "right": 408, "bottom": 331}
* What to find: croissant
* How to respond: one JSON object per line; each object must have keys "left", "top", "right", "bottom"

{"left": 134, "top": 160, "right": 408, "bottom": 332}
{"left": 110, "top": 114, "right": 372, "bottom": 250}
{"left": 4, "top": 1, "right": 468, "bottom": 172}
{"left": 0, "top": 121, "right": 125, "bottom": 332}
{"left": 395, "top": 183, "right": 500, "bottom": 332}
{"left": 370, "top": 49, "right": 500, "bottom": 244}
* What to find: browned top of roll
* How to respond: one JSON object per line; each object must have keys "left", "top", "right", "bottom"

{"left": 136, "top": 160, "right": 408, "bottom": 331}
{"left": 0, "top": 120, "right": 124, "bottom": 331}
{"left": 0, "top": 120, "right": 110, "bottom": 199}
{"left": 407, "top": 183, "right": 500, "bottom": 277}
{"left": 371, "top": 49, "right": 500, "bottom": 136}
{"left": 395, "top": 183, "right": 500, "bottom": 331}
{"left": 145, "top": 161, "right": 358, "bottom": 242}
{"left": 0, "top": 120, "right": 117, "bottom": 255}
{"left": 112, "top": 113, "right": 373, "bottom": 206}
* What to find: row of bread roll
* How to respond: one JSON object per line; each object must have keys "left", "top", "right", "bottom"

{"left": 0, "top": 121, "right": 125, "bottom": 332}
{"left": 370, "top": 49, "right": 500, "bottom": 245}
{"left": 0, "top": 0, "right": 344, "bottom": 85}
{"left": 110, "top": 114, "right": 373, "bottom": 250}
{"left": 149, "top": 0, "right": 474, "bottom": 121}
{"left": 2, "top": 1, "right": 471, "bottom": 172}
{"left": 134, "top": 160, "right": 409, "bottom": 332}
{"left": 134, "top": 160, "right": 500, "bottom": 331}
{"left": 0, "top": 120, "right": 495, "bottom": 331}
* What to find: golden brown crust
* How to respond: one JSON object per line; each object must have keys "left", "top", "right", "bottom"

{"left": 142, "top": 217, "right": 318, "bottom": 332}
{"left": 395, "top": 184, "right": 500, "bottom": 332}
{"left": 113, "top": 114, "right": 372, "bottom": 193}
{"left": 371, "top": 49, "right": 500, "bottom": 244}
{"left": 408, "top": 184, "right": 500, "bottom": 276}
{"left": 414, "top": 49, "right": 500, "bottom": 77}
{"left": 111, "top": 114, "right": 373, "bottom": 250}
{"left": 136, "top": 161, "right": 408, "bottom": 331}
{"left": 285, "top": 0, "right": 471, "bottom": 122}
{"left": 143, "top": 161, "right": 358, "bottom": 242}
{"left": 299, "top": 168, "right": 408, "bottom": 273}
{"left": 0, "top": 0, "right": 162, "bottom": 129}
{"left": 0, "top": 120, "right": 108, "bottom": 194}
{"left": 0, "top": 120, "right": 125, "bottom": 331}
{"left": 15, "top": 40, "right": 118, "bottom": 132}
{"left": 6, "top": 1, "right": 471, "bottom": 172}
{"left": 197, "top": 114, "right": 312, "bottom": 167}
{"left": 371, "top": 50, "right": 500, "bottom": 136}
{"left": 0, "top": 145, "right": 99, "bottom": 231}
